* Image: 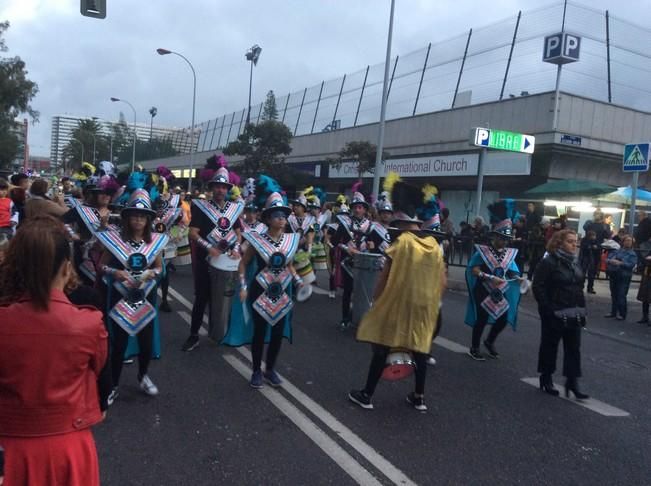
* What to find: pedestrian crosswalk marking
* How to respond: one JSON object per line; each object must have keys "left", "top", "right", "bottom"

{"left": 520, "top": 378, "right": 629, "bottom": 417}
{"left": 434, "top": 336, "right": 468, "bottom": 353}
{"left": 176, "top": 310, "right": 208, "bottom": 337}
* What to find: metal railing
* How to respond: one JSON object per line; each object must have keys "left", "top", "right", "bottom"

{"left": 192, "top": 0, "right": 651, "bottom": 153}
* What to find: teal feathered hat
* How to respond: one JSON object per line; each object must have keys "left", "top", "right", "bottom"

{"left": 255, "top": 175, "right": 291, "bottom": 220}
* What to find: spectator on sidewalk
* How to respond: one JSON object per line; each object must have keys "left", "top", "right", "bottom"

{"left": 605, "top": 235, "right": 637, "bottom": 320}
{"left": 472, "top": 216, "right": 489, "bottom": 244}
{"left": 579, "top": 230, "right": 601, "bottom": 294}
{"left": 634, "top": 210, "right": 651, "bottom": 243}
{"left": 0, "top": 179, "right": 18, "bottom": 240}
{"left": 24, "top": 178, "right": 68, "bottom": 220}
{"left": 440, "top": 207, "right": 455, "bottom": 235}
{"left": 636, "top": 235, "right": 651, "bottom": 325}
{"left": 612, "top": 227, "right": 628, "bottom": 245}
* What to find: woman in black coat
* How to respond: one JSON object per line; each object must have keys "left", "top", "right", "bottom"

{"left": 532, "top": 229, "right": 589, "bottom": 399}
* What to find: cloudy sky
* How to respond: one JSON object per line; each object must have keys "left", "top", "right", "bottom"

{"left": 1, "top": 0, "right": 647, "bottom": 157}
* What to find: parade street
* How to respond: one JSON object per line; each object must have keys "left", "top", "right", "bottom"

{"left": 94, "top": 267, "right": 651, "bottom": 486}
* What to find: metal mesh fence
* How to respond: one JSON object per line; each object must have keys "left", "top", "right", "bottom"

{"left": 194, "top": 0, "right": 651, "bottom": 154}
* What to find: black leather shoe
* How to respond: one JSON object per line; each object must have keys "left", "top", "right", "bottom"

{"left": 637, "top": 317, "right": 649, "bottom": 324}
{"left": 604, "top": 313, "right": 616, "bottom": 318}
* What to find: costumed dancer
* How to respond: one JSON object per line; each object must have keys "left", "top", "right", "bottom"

{"left": 325, "top": 195, "right": 349, "bottom": 299}
{"left": 331, "top": 182, "right": 373, "bottom": 329}
{"left": 223, "top": 175, "right": 303, "bottom": 388}
{"left": 63, "top": 174, "right": 121, "bottom": 286}
{"left": 97, "top": 189, "right": 168, "bottom": 401}
{"left": 182, "top": 156, "right": 243, "bottom": 351}
{"left": 305, "top": 186, "right": 330, "bottom": 274}
{"left": 153, "top": 168, "right": 186, "bottom": 312}
{"left": 288, "top": 189, "right": 317, "bottom": 290}
{"left": 349, "top": 178, "right": 446, "bottom": 412}
{"left": 464, "top": 199, "right": 523, "bottom": 361}
{"left": 240, "top": 177, "right": 267, "bottom": 235}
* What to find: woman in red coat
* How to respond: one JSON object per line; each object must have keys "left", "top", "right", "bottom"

{"left": 0, "top": 217, "right": 108, "bottom": 486}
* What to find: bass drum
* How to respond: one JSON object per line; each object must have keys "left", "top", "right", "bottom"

{"left": 294, "top": 250, "right": 316, "bottom": 285}
{"left": 171, "top": 225, "right": 191, "bottom": 266}
{"left": 381, "top": 349, "right": 415, "bottom": 381}
{"left": 311, "top": 242, "right": 328, "bottom": 271}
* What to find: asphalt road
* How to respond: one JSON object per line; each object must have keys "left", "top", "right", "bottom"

{"left": 94, "top": 266, "right": 651, "bottom": 485}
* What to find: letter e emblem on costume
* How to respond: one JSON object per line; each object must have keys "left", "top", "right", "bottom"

{"left": 128, "top": 252, "right": 147, "bottom": 272}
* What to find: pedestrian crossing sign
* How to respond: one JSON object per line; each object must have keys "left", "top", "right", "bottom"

{"left": 623, "top": 143, "right": 650, "bottom": 172}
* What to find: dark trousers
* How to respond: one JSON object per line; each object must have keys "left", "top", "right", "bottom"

{"left": 342, "top": 269, "right": 354, "bottom": 322}
{"left": 642, "top": 302, "right": 650, "bottom": 319}
{"left": 111, "top": 322, "right": 153, "bottom": 386}
{"left": 609, "top": 274, "right": 631, "bottom": 318}
{"left": 472, "top": 305, "right": 508, "bottom": 349}
{"left": 537, "top": 317, "right": 582, "bottom": 378}
{"left": 363, "top": 344, "right": 429, "bottom": 396}
{"left": 190, "top": 261, "right": 211, "bottom": 336}
{"left": 251, "top": 311, "right": 285, "bottom": 372}
{"left": 160, "top": 266, "right": 170, "bottom": 303}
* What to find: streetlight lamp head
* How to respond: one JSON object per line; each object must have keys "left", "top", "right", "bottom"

{"left": 110, "top": 97, "right": 120, "bottom": 102}
{"left": 246, "top": 44, "right": 262, "bottom": 65}
{"left": 157, "top": 48, "right": 172, "bottom": 55}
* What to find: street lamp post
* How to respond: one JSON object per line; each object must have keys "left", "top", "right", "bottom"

{"left": 149, "top": 106, "right": 157, "bottom": 141}
{"left": 110, "top": 97, "right": 137, "bottom": 172}
{"left": 157, "top": 48, "right": 197, "bottom": 193}
{"left": 245, "top": 44, "right": 262, "bottom": 126}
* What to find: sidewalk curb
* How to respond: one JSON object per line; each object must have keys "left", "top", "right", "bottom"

{"left": 447, "top": 278, "right": 651, "bottom": 353}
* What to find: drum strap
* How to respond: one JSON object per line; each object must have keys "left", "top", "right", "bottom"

{"left": 159, "top": 207, "right": 182, "bottom": 228}
{"left": 288, "top": 214, "right": 315, "bottom": 234}
{"left": 194, "top": 199, "right": 243, "bottom": 228}
{"left": 76, "top": 204, "right": 101, "bottom": 234}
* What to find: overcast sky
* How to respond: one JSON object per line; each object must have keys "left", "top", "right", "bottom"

{"left": 2, "top": 0, "right": 648, "bottom": 157}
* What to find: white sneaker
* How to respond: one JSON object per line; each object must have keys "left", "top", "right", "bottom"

{"left": 139, "top": 374, "right": 159, "bottom": 396}
{"left": 107, "top": 387, "right": 119, "bottom": 406}
{"left": 329, "top": 291, "right": 335, "bottom": 299}
{"left": 427, "top": 356, "right": 436, "bottom": 366}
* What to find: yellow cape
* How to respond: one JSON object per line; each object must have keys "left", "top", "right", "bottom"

{"left": 356, "top": 231, "right": 444, "bottom": 354}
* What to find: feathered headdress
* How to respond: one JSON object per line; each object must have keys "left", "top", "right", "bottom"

{"left": 255, "top": 174, "right": 290, "bottom": 218}
{"left": 200, "top": 153, "right": 228, "bottom": 182}
{"left": 97, "top": 175, "right": 121, "bottom": 195}
{"left": 488, "top": 199, "right": 518, "bottom": 239}
{"left": 71, "top": 162, "right": 96, "bottom": 182}
{"left": 156, "top": 165, "right": 174, "bottom": 182}
{"left": 305, "top": 186, "right": 326, "bottom": 208}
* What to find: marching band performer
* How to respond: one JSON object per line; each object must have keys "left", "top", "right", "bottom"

{"left": 465, "top": 199, "right": 522, "bottom": 361}
{"left": 223, "top": 176, "right": 303, "bottom": 388}
{"left": 331, "top": 183, "right": 373, "bottom": 329}
{"left": 182, "top": 164, "right": 243, "bottom": 352}
{"left": 326, "top": 195, "right": 349, "bottom": 299}
{"left": 349, "top": 177, "right": 446, "bottom": 412}
{"left": 241, "top": 201, "right": 267, "bottom": 234}
{"left": 97, "top": 189, "right": 168, "bottom": 400}
{"left": 305, "top": 187, "right": 330, "bottom": 274}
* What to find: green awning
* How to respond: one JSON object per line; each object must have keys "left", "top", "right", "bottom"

{"left": 523, "top": 179, "right": 615, "bottom": 198}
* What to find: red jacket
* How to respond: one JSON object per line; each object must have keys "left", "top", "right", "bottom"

{"left": 0, "top": 290, "right": 108, "bottom": 437}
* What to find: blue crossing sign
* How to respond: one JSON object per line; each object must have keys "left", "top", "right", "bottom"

{"left": 623, "top": 143, "right": 650, "bottom": 172}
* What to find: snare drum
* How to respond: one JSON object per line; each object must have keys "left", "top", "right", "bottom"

{"left": 294, "top": 250, "right": 316, "bottom": 285}
{"left": 381, "top": 349, "right": 416, "bottom": 381}
{"left": 311, "top": 242, "right": 328, "bottom": 271}
{"left": 162, "top": 242, "right": 178, "bottom": 260}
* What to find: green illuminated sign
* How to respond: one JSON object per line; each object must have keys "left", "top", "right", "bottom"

{"left": 471, "top": 127, "right": 535, "bottom": 154}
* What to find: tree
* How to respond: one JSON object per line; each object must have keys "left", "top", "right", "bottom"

{"left": 223, "top": 120, "right": 292, "bottom": 179}
{"left": 0, "top": 21, "right": 39, "bottom": 170}
{"left": 328, "top": 141, "right": 389, "bottom": 182}
{"left": 261, "top": 90, "right": 279, "bottom": 121}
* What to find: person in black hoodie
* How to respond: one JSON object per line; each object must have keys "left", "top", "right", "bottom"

{"left": 533, "top": 229, "right": 589, "bottom": 400}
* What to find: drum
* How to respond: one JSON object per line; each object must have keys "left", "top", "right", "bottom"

{"left": 207, "top": 268, "right": 238, "bottom": 342}
{"left": 381, "top": 349, "right": 416, "bottom": 381}
{"left": 294, "top": 250, "right": 316, "bottom": 285}
{"left": 311, "top": 242, "right": 328, "bottom": 271}
{"left": 352, "top": 252, "right": 384, "bottom": 325}
{"left": 208, "top": 253, "right": 241, "bottom": 272}
{"left": 162, "top": 242, "right": 177, "bottom": 260}
{"left": 296, "top": 284, "right": 313, "bottom": 303}
{"left": 171, "top": 225, "right": 191, "bottom": 266}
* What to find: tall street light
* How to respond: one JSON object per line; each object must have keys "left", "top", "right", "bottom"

{"left": 371, "top": 0, "right": 396, "bottom": 202}
{"left": 71, "top": 139, "right": 84, "bottom": 172}
{"left": 110, "top": 97, "right": 137, "bottom": 172}
{"left": 245, "top": 44, "right": 262, "bottom": 126}
{"left": 148, "top": 106, "right": 158, "bottom": 141}
{"left": 157, "top": 48, "right": 197, "bottom": 193}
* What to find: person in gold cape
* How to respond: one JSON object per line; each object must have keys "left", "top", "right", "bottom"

{"left": 348, "top": 175, "right": 446, "bottom": 412}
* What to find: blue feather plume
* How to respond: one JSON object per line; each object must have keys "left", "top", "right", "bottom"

{"left": 255, "top": 175, "right": 285, "bottom": 209}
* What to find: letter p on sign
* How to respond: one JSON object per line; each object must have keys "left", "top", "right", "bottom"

{"left": 543, "top": 32, "right": 580, "bottom": 64}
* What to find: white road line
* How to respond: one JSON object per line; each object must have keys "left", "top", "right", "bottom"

{"left": 311, "top": 286, "right": 330, "bottom": 296}
{"left": 236, "top": 347, "right": 417, "bottom": 486}
{"left": 224, "top": 354, "right": 383, "bottom": 486}
{"left": 177, "top": 310, "right": 208, "bottom": 337}
{"left": 433, "top": 336, "right": 468, "bottom": 354}
{"left": 168, "top": 285, "right": 417, "bottom": 486}
{"left": 520, "top": 378, "right": 630, "bottom": 417}
{"left": 168, "top": 286, "right": 193, "bottom": 309}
